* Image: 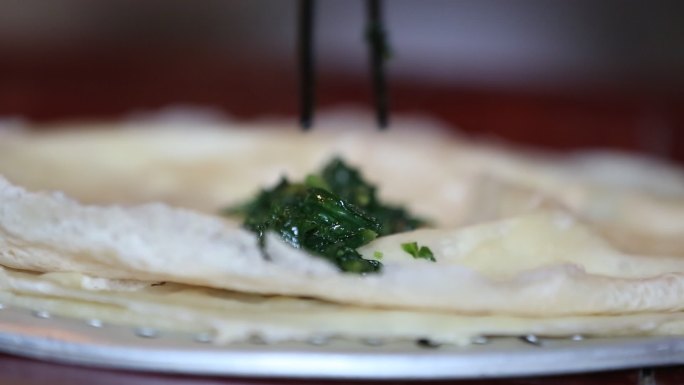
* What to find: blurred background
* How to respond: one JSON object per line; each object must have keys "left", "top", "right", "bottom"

{"left": 0, "top": 0, "right": 682, "bottom": 162}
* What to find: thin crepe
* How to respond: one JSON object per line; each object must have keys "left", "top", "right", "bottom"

{"left": 1, "top": 123, "right": 682, "bottom": 256}
{"left": 3, "top": 177, "right": 684, "bottom": 317}
{"left": 4, "top": 267, "right": 684, "bottom": 345}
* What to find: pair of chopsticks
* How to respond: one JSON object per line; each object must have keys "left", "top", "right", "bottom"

{"left": 298, "top": 0, "right": 390, "bottom": 130}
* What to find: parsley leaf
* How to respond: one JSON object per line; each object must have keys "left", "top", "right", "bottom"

{"left": 401, "top": 242, "right": 436, "bottom": 262}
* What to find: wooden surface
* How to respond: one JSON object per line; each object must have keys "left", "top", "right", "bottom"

{"left": 2, "top": 352, "right": 682, "bottom": 385}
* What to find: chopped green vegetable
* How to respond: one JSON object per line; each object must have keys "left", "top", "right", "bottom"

{"left": 224, "top": 158, "right": 428, "bottom": 274}
{"left": 229, "top": 179, "right": 381, "bottom": 274}
{"left": 373, "top": 251, "right": 384, "bottom": 260}
{"left": 401, "top": 242, "right": 436, "bottom": 262}
{"left": 318, "top": 158, "right": 426, "bottom": 235}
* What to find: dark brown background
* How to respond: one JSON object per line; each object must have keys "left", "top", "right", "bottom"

{"left": 1, "top": 0, "right": 683, "bottom": 162}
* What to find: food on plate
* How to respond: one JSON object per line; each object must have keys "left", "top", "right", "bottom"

{"left": 1, "top": 121, "right": 682, "bottom": 256}
{"left": 4, "top": 266, "right": 684, "bottom": 345}
{"left": 225, "top": 157, "right": 426, "bottom": 273}
{"left": 0, "top": 118, "right": 683, "bottom": 344}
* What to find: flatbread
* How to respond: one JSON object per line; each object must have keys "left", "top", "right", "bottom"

{"left": 4, "top": 267, "right": 684, "bottom": 345}
{"left": 3, "top": 177, "right": 684, "bottom": 317}
{"left": 464, "top": 177, "right": 684, "bottom": 257}
{"left": 1, "top": 122, "right": 682, "bottom": 256}
{"left": 1, "top": 120, "right": 684, "bottom": 344}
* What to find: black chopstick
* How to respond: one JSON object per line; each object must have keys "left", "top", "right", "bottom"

{"left": 298, "top": 0, "right": 390, "bottom": 130}
{"left": 366, "top": 0, "right": 389, "bottom": 129}
{"left": 298, "top": 0, "right": 315, "bottom": 130}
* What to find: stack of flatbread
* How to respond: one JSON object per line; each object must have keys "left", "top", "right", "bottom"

{"left": 1, "top": 118, "right": 683, "bottom": 345}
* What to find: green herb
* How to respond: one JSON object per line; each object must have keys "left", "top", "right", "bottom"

{"left": 373, "top": 251, "right": 384, "bottom": 260}
{"left": 225, "top": 158, "right": 428, "bottom": 274}
{"left": 401, "top": 242, "right": 436, "bottom": 262}
{"left": 228, "top": 179, "right": 381, "bottom": 274}
{"left": 318, "top": 158, "right": 426, "bottom": 235}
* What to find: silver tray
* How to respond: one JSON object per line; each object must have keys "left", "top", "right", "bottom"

{"left": 0, "top": 303, "right": 682, "bottom": 379}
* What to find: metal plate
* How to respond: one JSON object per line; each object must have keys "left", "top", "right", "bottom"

{"left": 0, "top": 304, "right": 682, "bottom": 379}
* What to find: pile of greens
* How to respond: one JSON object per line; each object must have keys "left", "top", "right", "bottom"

{"left": 224, "top": 158, "right": 427, "bottom": 274}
